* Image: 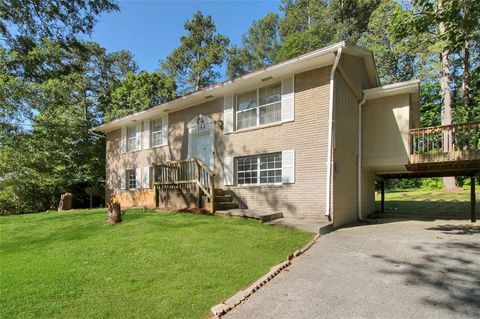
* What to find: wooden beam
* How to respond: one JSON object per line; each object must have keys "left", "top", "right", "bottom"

{"left": 471, "top": 176, "right": 477, "bottom": 223}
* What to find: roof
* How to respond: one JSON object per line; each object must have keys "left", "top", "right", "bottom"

{"left": 363, "top": 79, "right": 420, "bottom": 101}
{"left": 93, "top": 41, "right": 379, "bottom": 133}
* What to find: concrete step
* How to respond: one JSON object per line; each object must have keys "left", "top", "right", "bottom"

{"left": 215, "top": 209, "right": 283, "bottom": 223}
{"left": 215, "top": 202, "right": 239, "bottom": 210}
{"left": 215, "top": 195, "right": 233, "bottom": 203}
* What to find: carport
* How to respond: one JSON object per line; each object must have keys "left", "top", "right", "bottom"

{"left": 378, "top": 169, "right": 479, "bottom": 223}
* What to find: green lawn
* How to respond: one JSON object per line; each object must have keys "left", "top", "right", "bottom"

{"left": 0, "top": 210, "right": 312, "bottom": 319}
{"left": 375, "top": 189, "right": 479, "bottom": 216}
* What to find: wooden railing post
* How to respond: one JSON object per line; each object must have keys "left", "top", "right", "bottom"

{"left": 210, "top": 175, "right": 215, "bottom": 213}
{"left": 196, "top": 160, "right": 202, "bottom": 208}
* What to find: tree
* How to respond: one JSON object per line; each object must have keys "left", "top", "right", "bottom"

{"left": 161, "top": 11, "right": 229, "bottom": 92}
{"left": 276, "top": 0, "right": 333, "bottom": 61}
{"left": 275, "top": 0, "right": 380, "bottom": 61}
{"left": 106, "top": 71, "right": 177, "bottom": 121}
{"left": 0, "top": 40, "right": 137, "bottom": 213}
{"left": 329, "top": 0, "right": 381, "bottom": 43}
{"left": 391, "top": 0, "right": 480, "bottom": 191}
{"left": 359, "top": 0, "right": 416, "bottom": 84}
{"left": 0, "top": 0, "right": 119, "bottom": 45}
{"left": 226, "top": 13, "right": 280, "bottom": 78}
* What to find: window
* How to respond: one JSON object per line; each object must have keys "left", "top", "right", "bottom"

{"left": 151, "top": 118, "right": 163, "bottom": 147}
{"left": 236, "top": 90, "right": 257, "bottom": 130}
{"left": 126, "top": 125, "right": 137, "bottom": 152}
{"left": 237, "top": 153, "right": 282, "bottom": 185}
{"left": 127, "top": 169, "right": 137, "bottom": 190}
{"left": 236, "top": 82, "right": 282, "bottom": 130}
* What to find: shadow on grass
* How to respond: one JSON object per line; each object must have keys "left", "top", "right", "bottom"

{"left": 372, "top": 240, "right": 480, "bottom": 316}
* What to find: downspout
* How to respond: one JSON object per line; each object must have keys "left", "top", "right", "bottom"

{"left": 357, "top": 94, "right": 367, "bottom": 221}
{"left": 325, "top": 47, "right": 343, "bottom": 219}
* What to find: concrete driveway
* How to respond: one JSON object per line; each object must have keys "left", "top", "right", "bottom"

{"left": 225, "top": 217, "right": 480, "bottom": 319}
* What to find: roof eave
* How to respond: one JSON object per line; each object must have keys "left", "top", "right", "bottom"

{"left": 363, "top": 79, "right": 420, "bottom": 101}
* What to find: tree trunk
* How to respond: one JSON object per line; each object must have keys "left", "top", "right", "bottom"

{"left": 462, "top": 40, "right": 472, "bottom": 119}
{"left": 58, "top": 193, "right": 73, "bottom": 211}
{"left": 438, "top": 0, "right": 456, "bottom": 192}
{"left": 107, "top": 202, "right": 122, "bottom": 224}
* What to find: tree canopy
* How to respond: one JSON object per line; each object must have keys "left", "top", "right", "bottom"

{"left": 161, "top": 11, "right": 229, "bottom": 93}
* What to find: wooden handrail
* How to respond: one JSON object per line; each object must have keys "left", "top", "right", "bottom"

{"left": 410, "top": 121, "right": 480, "bottom": 132}
{"left": 153, "top": 158, "right": 216, "bottom": 212}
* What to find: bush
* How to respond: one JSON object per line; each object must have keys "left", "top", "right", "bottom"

{"left": 420, "top": 178, "right": 443, "bottom": 190}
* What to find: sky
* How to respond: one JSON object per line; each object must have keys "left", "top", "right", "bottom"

{"left": 86, "top": 0, "right": 282, "bottom": 72}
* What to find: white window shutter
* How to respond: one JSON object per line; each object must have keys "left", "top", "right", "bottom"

{"left": 161, "top": 114, "right": 168, "bottom": 146}
{"left": 120, "top": 127, "right": 126, "bottom": 153}
{"left": 224, "top": 156, "right": 234, "bottom": 186}
{"left": 224, "top": 95, "right": 234, "bottom": 133}
{"left": 142, "top": 166, "right": 150, "bottom": 189}
{"left": 281, "top": 76, "right": 294, "bottom": 122}
{"left": 135, "top": 122, "right": 142, "bottom": 151}
{"left": 282, "top": 150, "right": 295, "bottom": 184}
{"left": 143, "top": 120, "right": 150, "bottom": 149}
{"left": 135, "top": 168, "right": 141, "bottom": 189}
{"left": 120, "top": 170, "right": 126, "bottom": 189}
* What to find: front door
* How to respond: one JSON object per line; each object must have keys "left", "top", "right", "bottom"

{"left": 193, "top": 132, "right": 212, "bottom": 167}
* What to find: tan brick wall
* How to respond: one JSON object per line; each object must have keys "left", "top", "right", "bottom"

{"left": 105, "top": 66, "right": 332, "bottom": 222}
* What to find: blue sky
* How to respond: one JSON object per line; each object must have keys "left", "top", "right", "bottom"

{"left": 86, "top": 0, "right": 282, "bottom": 71}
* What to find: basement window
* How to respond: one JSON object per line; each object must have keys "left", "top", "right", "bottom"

{"left": 237, "top": 153, "right": 282, "bottom": 185}
{"left": 127, "top": 169, "right": 137, "bottom": 190}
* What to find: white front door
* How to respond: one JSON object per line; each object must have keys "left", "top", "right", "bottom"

{"left": 193, "top": 132, "right": 212, "bottom": 167}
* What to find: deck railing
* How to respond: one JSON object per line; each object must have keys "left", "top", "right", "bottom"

{"left": 410, "top": 122, "right": 480, "bottom": 164}
{"left": 153, "top": 158, "right": 216, "bottom": 211}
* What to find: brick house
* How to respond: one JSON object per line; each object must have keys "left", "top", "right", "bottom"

{"left": 92, "top": 42, "right": 480, "bottom": 228}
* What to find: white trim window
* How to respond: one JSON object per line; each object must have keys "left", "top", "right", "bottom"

{"left": 236, "top": 82, "right": 281, "bottom": 130}
{"left": 151, "top": 118, "right": 163, "bottom": 147}
{"left": 126, "top": 125, "right": 137, "bottom": 152}
{"left": 237, "top": 153, "right": 282, "bottom": 185}
{"left": 127, "top": 169, "right": 137, "bottom": 190}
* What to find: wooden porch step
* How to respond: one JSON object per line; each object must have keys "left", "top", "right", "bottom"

{"left": 215, "top": 195, "right": 233, "bottom": 203}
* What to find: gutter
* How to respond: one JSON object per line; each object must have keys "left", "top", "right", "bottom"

{"left": 357, "top": 94, "right": 367, "bottom": 221}
{"left": 325, "top": 47, "right": 342, "bottom": 219}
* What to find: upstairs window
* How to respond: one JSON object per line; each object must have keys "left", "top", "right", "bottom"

{"left": 259, "top": 82, "right": 281, "bottom": 125}
{"left": 151, "top": 118, "right": 163, "bottom": 147}
{"left": 236, "top": 82, "right": 282, "bottom": 130}
{"left": 126, "top": 125, "right": 137, "bottom": 152}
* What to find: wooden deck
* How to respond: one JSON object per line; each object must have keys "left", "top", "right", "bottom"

{"left": 407, "top": 122, "right": 480, "bottom": 171}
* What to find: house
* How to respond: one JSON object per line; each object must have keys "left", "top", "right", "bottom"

{"left": 92, "top": 42, "right": 480, "bottom": 228}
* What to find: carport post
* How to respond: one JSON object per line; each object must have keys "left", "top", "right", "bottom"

{"left": 471, "top": 176, "right": 476, "bottom": 223}
{"left": 380, "top": 179, "right": 385, "bottom": 215}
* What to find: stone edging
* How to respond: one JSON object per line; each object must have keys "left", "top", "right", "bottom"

{"left": 210, "top": 233, "right": 321, "bottom": 318}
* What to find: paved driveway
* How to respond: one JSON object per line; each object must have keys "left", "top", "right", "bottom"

{"left": 225, "top": 218, "right": 480, "bottom": 319}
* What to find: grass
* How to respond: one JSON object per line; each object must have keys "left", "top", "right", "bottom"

{"left": 375, "top": 188, "right": 479, "bottom": 216}
{"left": 0, "top": 209, "right": 313, "bottom": 319}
